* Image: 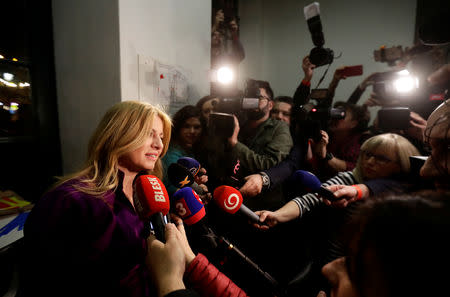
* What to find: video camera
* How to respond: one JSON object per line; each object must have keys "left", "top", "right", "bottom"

{"left": 209, "top": 79, "right": 261, "bottom": 138}
{"left": 304, "top": 2, "right": 334, "bottom": 67}
{"left": 371, "top": 44, "right": 448, "bottom": 131}
{"left": 295, "top": 88, "right": 345, "bottom": 141}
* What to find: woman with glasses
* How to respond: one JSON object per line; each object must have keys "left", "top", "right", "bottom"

{"left": 252, "top": 133, "right": 419, "bottom": 268}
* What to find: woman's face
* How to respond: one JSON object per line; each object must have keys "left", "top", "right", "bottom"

{"left": 215, "top": 9, "right": 224, "bottom": 22}
{"left": 211, "top": 30, "right": 223, "bottom": 46}
{"left": 178, "top": 116, "right": 202, "bottom": 148}
{"left": 119, "top": 116, "right": 164, "bottom": 173}
{"left": 361, "top": 145, "right": 401, "bottom": 180}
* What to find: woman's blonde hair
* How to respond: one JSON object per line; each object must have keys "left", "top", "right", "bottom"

{"left": 353, "top": 133, "right": 420, "bottom": 182}
{"left": 57, "top": 101, "right": 172, "bottom": 196}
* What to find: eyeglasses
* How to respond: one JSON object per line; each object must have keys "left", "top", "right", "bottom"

{"left": 362, "top": 150, "right": 397, "bottom": 165}
{"left": 271, "top": 109, "right": 291, "bottom": 117}
{"left": 259, "top": 96, "right": 270, "bottom": 101}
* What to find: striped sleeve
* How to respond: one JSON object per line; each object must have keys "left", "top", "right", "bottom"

{"left": 292, "top": 171, "right": 357, "bottom": 218}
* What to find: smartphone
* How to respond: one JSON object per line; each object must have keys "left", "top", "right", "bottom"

{"left": 336, "top": 65, "right": 363, "bottom": 77}
{"left": 377, "top": 107, "right": 411, "bottom": 131}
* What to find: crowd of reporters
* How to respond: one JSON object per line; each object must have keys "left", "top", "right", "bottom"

{"left": 18, "top": 13, "right": 450, "bottom": 297}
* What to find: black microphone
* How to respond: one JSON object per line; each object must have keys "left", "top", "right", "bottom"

{"left": 168, "top": 162, "right": 207, "bottom": 195}
{"left": 174, "top": 188, "right": 283, "bottom": 296}
{"left": 172, "top": 186, "right": 218, "bottom": 251}
{"left": 292, "top": 170, "right": 343, "bottom": 201}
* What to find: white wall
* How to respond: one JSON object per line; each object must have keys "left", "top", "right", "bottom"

{"left": 52, "top": 0, "right": 121, "bottom": 174}
{"left": 53, "top": 0, "right": 211, "bottom": 174}
{"left": 239, "top": 0, "right": 417, "bottom": 110}
{"left": 119, "top": 0, "right": 211, "bottom": 115}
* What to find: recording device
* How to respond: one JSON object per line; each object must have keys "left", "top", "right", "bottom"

{"left": 336, "top": 65, "right": 363, "bottom": 77}
{"left": 133, "top": 175, "right": 170, "bottom": 242}
{"left": 297, "top": 97, "right": 346, "bottom": 142}
{"left": 293, "top": 170, "right": 342, "bottom": 201}
{"left": 304, "top": 2, "right": 334, "bottom": 67}
{"left": 377, "top": 107, "right": 411, "bottom": 131}
{"left": 372, "top": 69, "right": 421, "bottom": 102}
{"left": 167, "top": 162, "right": 206, "bottom": 195}
{"left": 374, "top": 45, "right": 404, "bottom": 66}
{"left": 209, "top": 79, "right": 261, "bottom": 138}
{"left": 213, "top": 185, "right": 262, "bottom": 224}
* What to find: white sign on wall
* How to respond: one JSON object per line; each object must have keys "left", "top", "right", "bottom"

{"left": 138, "top": 54, "right": 191, "bottom": 109}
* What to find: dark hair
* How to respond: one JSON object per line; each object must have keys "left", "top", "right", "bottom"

{"left": 345, "top": 191, "right": 450, "bottom": 297}
{"left": 253, "top": 80, "right": 274, "bottom": 101}
{"left": 333, "top": 101, "right": 370, "bottom": 132}
{"left": 274, "top": 96, "right": 294, "bottom": 106}
{"left": 196, "top": 95, "right": 217, "bottom": 110}
{"left": 171, "top": 105, "right": 205, "bottom": 141}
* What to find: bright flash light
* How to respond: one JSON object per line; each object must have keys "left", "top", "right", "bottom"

{"left": 393, "top": 75, "right": 418, "bottom": 93}
{"left": 397, "top": 69, "right": 410, "bottom": 75}
{"left": 217, "top": 66, "right": 234, "bottom": 84}
{"left": 3, "top": 72, "right": 14, "bottom": 81}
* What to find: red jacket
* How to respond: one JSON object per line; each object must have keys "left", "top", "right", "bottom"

{"left": 185, "top": 253, "right": 248, "bottom": 297}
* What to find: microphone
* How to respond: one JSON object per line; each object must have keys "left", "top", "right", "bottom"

{"left": 133, "top": 175, "right": 170, "bottom": 242}
{"left": 177, "top": 157, "right": 202, "bottom": 177}
{"left": 168, "top": 162, "right": 206, "bottom": 195}
{"left": 292, "top": 170, "right": 342, "bottom": 201}
{"left": 213, "top": 185, "right": 262, "bottom": 224}
{"left": 172, "top": 187, "right": 206, "bottom": 225}
{"left": 173, "top": 187, "right": 282, "bottom": 294}
{"left": 172, "top": 186, "right": 219, "bottom": 251}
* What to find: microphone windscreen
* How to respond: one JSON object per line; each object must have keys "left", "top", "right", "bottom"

{"left": 172, "top": 187, "right": 206, "bottom": 225}
{"left": 177, "top": 157, "right": 201, "bottom": 177}
{"left": 168, "top": 163, "right": 194, "bottom": 188}
{"left": 292, "top": 170, "right": 322, "bottom": 192}
{"left": 293, "top": 170, "right": 339, "bottom": 201}
{"left": 213, "top": 185, "right": 243, "bottom": 215}
{"left": 133, "top": 175, "right": 170, "bottom": 220}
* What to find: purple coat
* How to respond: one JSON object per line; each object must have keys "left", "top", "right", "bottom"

{"left": 22, "top": 174, "right": 152, "bottom": 297}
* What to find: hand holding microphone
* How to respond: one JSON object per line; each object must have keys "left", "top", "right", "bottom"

{"left": 324, "top": 184, "right": 366, "bottom": 208}
{"left": 133, "top": 175, "right": 170, "bottom": 242}
{"left": 146, "top": 223, "right": 187, "bottom": 296}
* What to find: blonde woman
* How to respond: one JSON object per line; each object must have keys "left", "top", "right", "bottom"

{"left": 22, "top": 101, "right": 172, "bottom": 297}
{"left": 253, "top": 133, "right": 420, "bottom": 267}
{"left": 255, "top": 133, "right": 419, "bottom": 226}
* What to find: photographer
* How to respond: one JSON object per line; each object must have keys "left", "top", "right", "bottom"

{"left": 202, "top": 80, "right": 293, "bottom": 208}
{"left": 311, "top": 102, "right": 370, "bottom": 180}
